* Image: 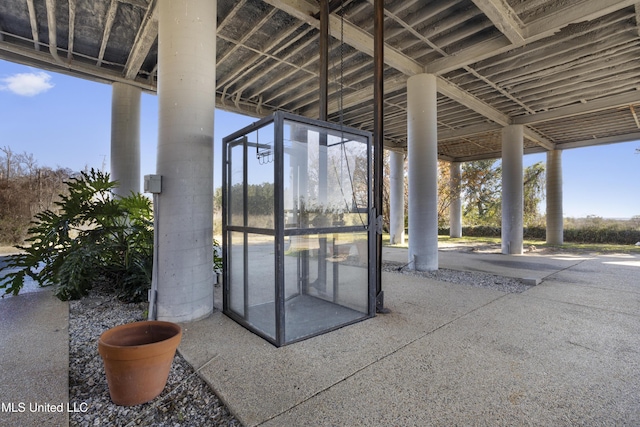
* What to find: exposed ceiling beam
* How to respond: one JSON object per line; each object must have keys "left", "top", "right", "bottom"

{"left": 470, "top": 0, "right": 525, "bottom": 44}
{"left": 267, "top": 0, "right": 318, "bottom": 24}
{"left": 558, "top": 130, "right": 640, "bottom": 150}
{"left": 476, "top": 25, "right": 632, "bottom": 88}
{"left": 262, "top": 0, "right": 531, "bottom": 132}
{"left": 425, "top": 36, "right": 512, "bottom": 75}
{"left": 376, "top": 0, "right": 443, "bottom": 54}
{"left": 523, "top": 127, "right": 555, "bottom": 150}
{"left": 513, "top": 91, "right": 640, "bottom": 124}
{"left": 97, "top": 0, "right": 119, "bottom": 67}
{"left": 118, "top": 0, "right": 148, "bottom": 7}
{"left": 263, "top": 0, "right": 422, "bottom": 76}
{"left": 217, "top": 9, "right": 277, "bottom": 67}
{"left": 0, "top": 41, "right": 156, "bottom": 92}
{"left": 124, "top": 0, "right": 157, "bottom": 79}
{"left": 380, "top": 1, "right": 535, "bottom": 114}
{"left": 437, "top": 123, "right": 556, "bottom": 151}
{"left": 427, "top": 0, "right": 636, "bottom": 76}
{"left": 493, "top": 46, "right": 638, "bottom": 99}
{"left": 222, "top": 29, "right": 316, "bottom": 101}
{"left": 217, "top": 32, "right": 317, "bottom": 101}
{"left": 3, "top": 0, "right": 634, "bottom": 160}
{"left": 328, "top": 73, "right": 554, "bottom": 150}
{"left": 327, "top": 76, "right": 406, "bottom": 114}
{"left": 26, "top": 0, "right": 40, "bottom": 51}
{"left": 45, "top": 0, "right": 66, "bottom": 65}
{"left": 439, "top": 123, "right": 501, "bottom": 141}
{"left": 454, "top": 145, "right": 551, "bottom": 162}
{"left": 526, "top": 0, "right": 637, "bottom": 40}
{"left": 67, "top": 0, "right": 76, "bottom": 61}
{"left": 218, "top": 0, "right": 248, "bottom": 31}
{"left": 630, "top": 105, "right": 640, "bottom": 128}
{"left": 217, "top": 24, "right": 308, "bottom": 89}
{"left": 436, "top": 78, "right": 510, "bottom": 126}
{"left": 438, "top": 154, "right": 455, "bottom": 162}
{"left": 327, "top": 13, "right": 422, "bottom": 75}
{"left": 463, "top": 66, "right": 536, "bottom": 114}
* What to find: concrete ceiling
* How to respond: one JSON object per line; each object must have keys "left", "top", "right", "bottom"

{"left": 1, "top": 0, "right": 640, "bottom": 161}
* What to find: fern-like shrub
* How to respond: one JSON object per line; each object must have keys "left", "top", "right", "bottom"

{"left": 0, "top": 169, "right": 153, "bottom": 302}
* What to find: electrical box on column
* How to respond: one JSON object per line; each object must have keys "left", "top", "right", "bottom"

{"left": 144, "top": 174, "right": 162, "bottom": 194}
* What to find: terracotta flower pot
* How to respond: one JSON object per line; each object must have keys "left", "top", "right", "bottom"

{"left": 98, "top": 320, "right": 182, "bottom": 406}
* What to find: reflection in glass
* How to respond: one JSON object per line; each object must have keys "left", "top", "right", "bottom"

{"left": 284, "top": 232, "right": 368, "bottom": 342}
{"left": 246, "top": 234, "right": 275, "bottom": 339}
{"left": 223, "top": 113, "right": 373, "bottom": 346}
{"left": 284, "top": 121, "right": 369, "bottom": 230}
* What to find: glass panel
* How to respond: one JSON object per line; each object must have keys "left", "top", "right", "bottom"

{"left": 229, "top": 142, "right": 245, "bottom": 227}
{"left": 284, "top": 124, "right": 309, "bottom": 229}
{"left": 283, "top": 235, "right": 307, "bottom": 301}
{"left": 283, "top": 120, "right": 369, "bottom": 230}
{"left": 246, "top": 233, "right": 276, "bottom": 339}
{"left": 224, "top": 113, "right": 372, "bottom": 346}
{"left": 247, "top": 124, "right": 275, "bottom": 230}
{"left": 330, "top": 232, "right": 369, "bottom": 312}
{"left": 284, "top": 232, "right": 369, "bottom": 342}
{"left": 229, "top": 231, "right": 245, "bottom": 317}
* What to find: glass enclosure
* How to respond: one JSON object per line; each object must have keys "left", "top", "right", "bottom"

{"left": 222, "top": 112, "right": 375, "bottom": 346}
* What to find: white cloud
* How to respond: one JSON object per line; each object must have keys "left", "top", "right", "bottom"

{"left": 0, "top": 71, "right": 54, "bottom": 96}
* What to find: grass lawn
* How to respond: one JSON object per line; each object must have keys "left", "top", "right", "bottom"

{"left": 382, "top": 234, "right": 640, "bottom": 254}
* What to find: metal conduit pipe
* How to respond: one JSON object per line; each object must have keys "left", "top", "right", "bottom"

{"left": 374, "top": 0, "right": 387, "bottom": 312}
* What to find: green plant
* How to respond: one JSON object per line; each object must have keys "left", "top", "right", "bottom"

{"left": 0, "top": 169, "right": 153, "bottom": 302}
{"left": 213, "top": 239, "right": 223, "bottom": 273}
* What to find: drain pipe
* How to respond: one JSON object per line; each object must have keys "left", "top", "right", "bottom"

{"left": 149, "top": 193, "right": 159, "bottom": 320}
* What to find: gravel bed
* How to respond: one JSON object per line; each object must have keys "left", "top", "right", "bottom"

{"left": 382, "top": 262, "right": 533, "bottom": 293}
{"left": 69, "top": 287, "right": 241, "bottom": 427}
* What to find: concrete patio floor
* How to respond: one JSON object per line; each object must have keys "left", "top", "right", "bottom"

{"left": 180, "top": 247, "right": 640, "bottom": 426}
{"left": 1, "top": 246, "right": 638, "bottom": 426}
{"left": 0, "top": 289, "right": 69, "bottom": 427}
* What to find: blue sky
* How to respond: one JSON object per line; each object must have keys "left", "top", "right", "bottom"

{"left": 1, "top": 59, "right": 639, "bottom": 219}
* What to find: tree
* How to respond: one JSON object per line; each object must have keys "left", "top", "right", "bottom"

{"left": 437, "top": 160, "right": 459, "bottom": 227}
{"left": 0, "top": 147, "right": 74, "bottom": 244}
{"left": 459, "top": 159, "right": 545, "bottom": 227}
{"left": 523, "top": 161, "right": 545, "bottom": 226}
{"left": 382, "top": 152, "right": 390, "bottom": 232}
{"left": 461, "top": 160, "right": 502, "bottom": 226}
{"left": 0, "top": 146, "right": 14, "bottom": 182}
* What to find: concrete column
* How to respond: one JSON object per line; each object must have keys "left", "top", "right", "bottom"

{"left": 155, "top": 0, "right": 216, "bottom": 322}
{"left": 546, "top": 150, "right": 563, "bottom": 245}
{"left": 110, "top": 82, "right": 141, "bottom": 197}
{"left": 449, "top": 161, "right": 462, "bottom": 238}
{"left": 407, "top": 74, "right": 438, "bottom": 271}
{"left": 389, "top": 150, "right": 405, "bottom": 245}
{"left": 289, "top": 125, "right": 308, "bottom": 223}
{"left": 501, "top": 125, "right": 524, "bottom": 255}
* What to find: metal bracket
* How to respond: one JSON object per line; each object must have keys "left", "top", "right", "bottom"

{"left": 371, "top": 207, "right": 384, "bottom": 235}
{"left": 376, "top": 290, "right": 390, "bottom": 314}
{"left": 375, "top": 215, "right": 384, "bottom": 235}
